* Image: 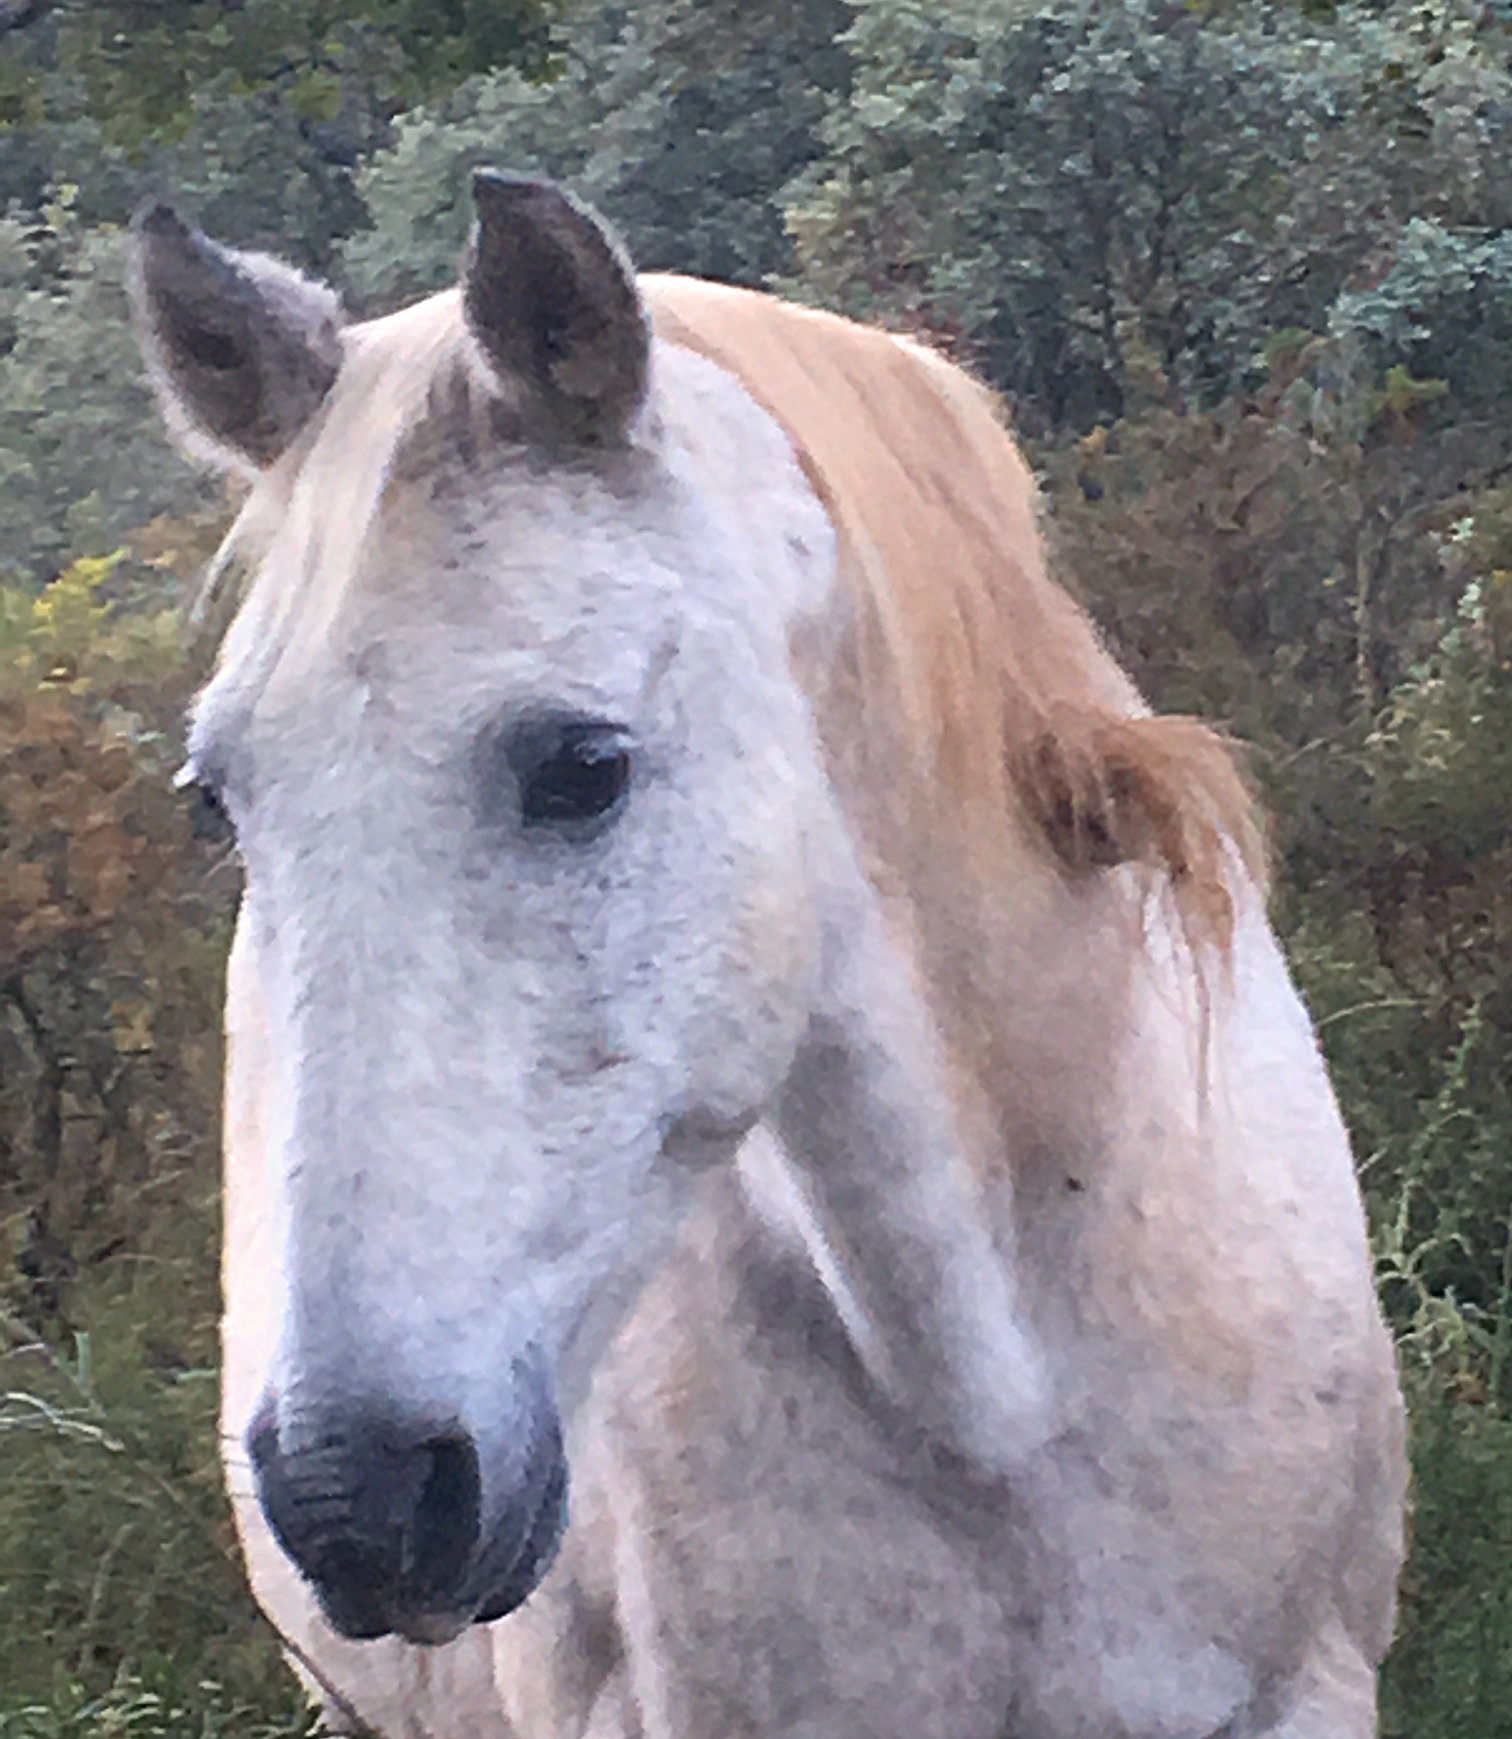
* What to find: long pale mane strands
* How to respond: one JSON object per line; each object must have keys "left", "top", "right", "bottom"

{"left": 643, "top": 278, "right": 1264, "bottom": 949}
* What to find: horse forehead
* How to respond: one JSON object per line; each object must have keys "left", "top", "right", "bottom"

{"left": 648, "top": 340, "right": 839, "bottom": 618}
{"left": 349, "top": 347, "right": 832, "bottom": 684}
{"left": 458, "top": 342, "right": 836, "bottom": 625}
{"left": 370, "top": 474, "right": 689, "bottom": 652}
{"left": 202, "top": 339, "right": 836, "bottom": 748}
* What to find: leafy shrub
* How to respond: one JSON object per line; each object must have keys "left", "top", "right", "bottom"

{"left": 1380, "top": 1390, "right": 1512, "bottom": 1738}
{"left": 0, "top": 553, "right": 280, "bottom": 1712}
{"left": 0, "top": 216, "right": 210, "bottom": 586}
{"left": 343, "top": 0, "right": 853, "bottom": 306}
{"left": 786, "top": 0, "right": 1512, "bottom": 432}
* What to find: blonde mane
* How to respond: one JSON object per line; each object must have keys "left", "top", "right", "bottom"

{"left": 643, "top": 277, "right": 1262, "bottom": 952}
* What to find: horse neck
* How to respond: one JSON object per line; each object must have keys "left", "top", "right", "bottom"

{"left": 759, "top": 813, "right": 1204, "bottom": 1474}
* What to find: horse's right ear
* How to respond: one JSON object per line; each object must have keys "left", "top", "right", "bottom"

{"left": 129, "top": 205, "right": 345, "bottom": 475}
{"left": 463, "top": 172, "right": 649, "bottom": 447}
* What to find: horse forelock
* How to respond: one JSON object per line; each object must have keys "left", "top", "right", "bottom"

{"left": 204, "top": 289, "right": 491, "bottom": 669}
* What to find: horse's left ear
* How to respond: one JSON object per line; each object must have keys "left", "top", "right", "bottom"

{"left": 129, "top": 204, "right": 345, "bottom": 475}
{"left": 463, "top": 172, "right": 649, "bottom": 447}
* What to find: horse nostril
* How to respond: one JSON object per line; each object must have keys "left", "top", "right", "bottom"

{"left": 408, "top": 1432, "right": 481, "bottom": 1597}
{"left": 248, "top": 1380, "right": 567, "bottom": 1641}
{"left": 249, "top": 1402, "right": 485, "bottom": 1638}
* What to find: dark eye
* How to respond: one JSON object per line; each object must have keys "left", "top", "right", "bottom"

{"left": 508, "top": 716, "right": 633, "bottom": 831}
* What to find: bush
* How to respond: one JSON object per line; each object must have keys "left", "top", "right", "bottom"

{"left": 0, "top": 553, "right": 288, "bottom": 1715}
{"left": 786, "top": 0, "right": 1512, "bottom": 433}
{"left": 0, "top": 216, "right": 211, "bottom": 587}
{"left": 343, "top": 0, "right": 853, "bottom": 306}
{"left": 1380, "top": 1389, "right": 1512, "bottom": 1738}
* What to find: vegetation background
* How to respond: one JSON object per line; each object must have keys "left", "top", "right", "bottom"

{"left": 2, "top": 0, "right": 1510, "bottom": 1731}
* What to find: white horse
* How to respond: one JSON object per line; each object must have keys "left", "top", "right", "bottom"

{"left": 130, "top": 173, "right": 1405, "bottom": 1739}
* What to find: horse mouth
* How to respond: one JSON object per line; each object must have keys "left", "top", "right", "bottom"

{"left": 308, "top": 1454, "right": 567, "bottom": 1644}
{"left": 392, "top": 1607, "right": 472, "bottom": 1648}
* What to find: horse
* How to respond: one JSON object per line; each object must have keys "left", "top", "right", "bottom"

{"left": 129, "top": 172, "right": 1406, "bottom": 1739}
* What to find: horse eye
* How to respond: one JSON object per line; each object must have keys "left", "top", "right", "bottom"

{"left": 510, "top": 718, "right": 633, "bottom": 831}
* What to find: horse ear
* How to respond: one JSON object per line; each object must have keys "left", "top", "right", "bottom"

{"left": 129, "top": 204, "right": 345, "bottom": 474}
{"left": 463, "top": 172, "right": 649, "bottom": 447}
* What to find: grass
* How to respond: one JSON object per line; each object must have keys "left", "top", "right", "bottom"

{"left": 1380, "top": 1391, "right": 1512, "bottom": 1739}
{"left": 0, "top": 1671, "right": 319, "bottom": 1739}
{"left": 0, "top": 1231, "right": 308, "bottom": 1732}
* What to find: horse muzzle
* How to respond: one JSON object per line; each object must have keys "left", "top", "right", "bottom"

{"left": 247, "top": 1389, "right": 567, "bottom": 1644}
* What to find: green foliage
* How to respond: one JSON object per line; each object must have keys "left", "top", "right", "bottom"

{"left": 0, "top": 1286, "right": 297, "bottom": 1720}
{"left": 0, "top": 56, "right": 394, "bottom": 271}
{"left": 0, "top": 552, "right": 269, "bottom": 1715}
{"left": 0, "top": 211, "right": 211, "bottom": 585}
{"left": 0, "top": 0, "right": 562, "bottom": 147}
{"left": 1332, "top": 219, "right": 1512, "bottom": 418}
{"left": 1380, "top": 1391, "right": 1512, "bottom": 1737}
{"left": 787, "top": 0, "right": 1512, "bottom": 431}
{"left": 1302, "top": 583, "right": 1512, "bottom": 1346}
{"left": 0, "top": 1669, "right": 316, "bottom": 1739}
{"left": 344, "top": 0, "right": 853, "bottom": 305}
